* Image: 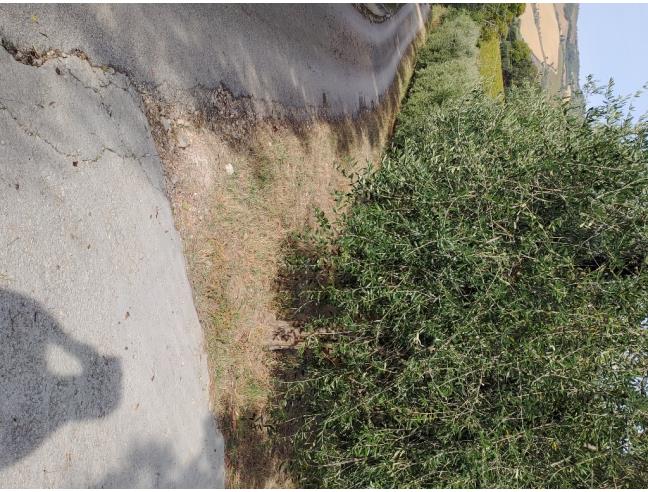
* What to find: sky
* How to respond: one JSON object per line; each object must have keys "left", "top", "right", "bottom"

{"left": 578, "top": 3, "right": 648, "bottom": 117}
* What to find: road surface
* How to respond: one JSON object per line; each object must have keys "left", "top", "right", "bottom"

{"left": 0, "top": 4, "right": 428, "bottom": 116}
{"left": 0, "top": 5, "right": 428, "bottom": 487}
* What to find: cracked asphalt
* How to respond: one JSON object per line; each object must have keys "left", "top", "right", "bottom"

{"left": 0, "top": 47, "right": 222, "bottom": 487}
{"left": 0, "top": 4, "right": 429, "bottom": 116}
{"left": 0, "top": 4, "right": 429, "bottom": 487}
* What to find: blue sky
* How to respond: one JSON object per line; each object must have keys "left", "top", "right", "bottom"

{"left": 578, "top": 3, "right": 648, "bottom": 117}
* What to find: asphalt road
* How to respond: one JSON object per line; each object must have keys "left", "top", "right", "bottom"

{"left": 0, "top": 4, "right": 428, "bottom": 487}
{"left": 0, "top": 45, "right": 222, "bottom": 488}
{"left": 0, "top": 4, "right": 429, "bottom": 116}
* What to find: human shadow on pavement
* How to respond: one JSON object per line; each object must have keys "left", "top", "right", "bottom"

{"left": 0, "top": 288, "right": 122, "bottom": 470}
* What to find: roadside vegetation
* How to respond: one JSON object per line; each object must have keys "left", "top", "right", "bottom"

{"left": 149, "top": 8, "right": 438, "bottom": 487}
{"left": 452, "top": 3, "right": 525, "bottom": 39}
{"left": 478, "top": 34, "right": 504, "bottom": 98}
{"left": 276, "top": 6, "right": 648, "bottom": 488}
{"left": 500, "top": 16, "right": 539, "bottom": 91}
{"left": 450, "top": 3, "right": 537, "bottom": 95}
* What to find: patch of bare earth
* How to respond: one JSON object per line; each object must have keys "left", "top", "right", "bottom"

{"left": 139, "top": 21, "right": 423, "bottom": 487}
{"left": 520, "top": 3, "right": 573, "bottom": 97}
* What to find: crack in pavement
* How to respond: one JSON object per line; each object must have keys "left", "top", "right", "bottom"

{"left": 1, "top": 38, "right": 129, "bottom": 82}
{"left": 0, "top": 103, "right": 152, "bottom": 166}
{"left": 1, "top": 40, "right": 161, "bottom": 192}
{"left": 1, "top": 39, "right": 132, "bottom": 123}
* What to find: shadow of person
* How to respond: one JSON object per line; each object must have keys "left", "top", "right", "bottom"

{"left": 0, "top": 288, "right": 122, "bottom": 470}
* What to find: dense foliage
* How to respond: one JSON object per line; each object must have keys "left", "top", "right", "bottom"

{"left": 281, "top": 13, "right": 648, "bottom": 489}
{"left": 501, "top": 19, "right": 539, "bottom": 90}
{"left": 396, "top": 13, "right": 480, "bottom": 140}
{"left": 416, "top": 12, "right": 481, "bottom": 67}
{"left": 450, "top": 3, "right": 525, "bottom": 39}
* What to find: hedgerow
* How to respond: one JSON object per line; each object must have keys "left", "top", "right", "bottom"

{"left": 395, "top": 14, "right": 480, "bottom": 143}
{"left": 278, "top": 9, "right": 648, "bottom": 489}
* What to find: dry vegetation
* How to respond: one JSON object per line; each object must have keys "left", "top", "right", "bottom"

{"left": 169, "top": 121, "right": 372, "bottom": 487}
{"left": 137, "top": 11, "right": 433, "bottom": 484}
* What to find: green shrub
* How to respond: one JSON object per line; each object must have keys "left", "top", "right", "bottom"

{"left": 478, "top": 35, "right": 505, "bottom": 98}
{"left": 508, "top": 40, "right": 538, "bottom": 86}
{"left": 396, "top": 14, "right": 480, "bottom": 141}
{"left": 417, "top": 13, "right": 480, "bottom": 68}
{"left": 501, "top": 19, "right": 539, "bottom": 89}
{"left": 283, "top": 82, "right": 648, "bottom": 487}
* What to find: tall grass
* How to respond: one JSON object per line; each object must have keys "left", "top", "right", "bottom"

{"left": 279, "top": 11, "right": 648, "bottom": 489}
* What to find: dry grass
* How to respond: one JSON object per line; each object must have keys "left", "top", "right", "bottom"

{"left": 519, "top": 3, "right": 543, "bottom": 64}
{"left": 142, "top": 109, "right": 395, "bottom": 487}
{"left": 519, "top": 3, "right": 565, "bottom": 95}
{"left": 534, "top": 3, "right": 560, "bottom": 69}
{"left": 140, "top": 8, "right": 432, "bottom": 486}
{"left": 171, "top": 121, "right": 386, "bottom": 488}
